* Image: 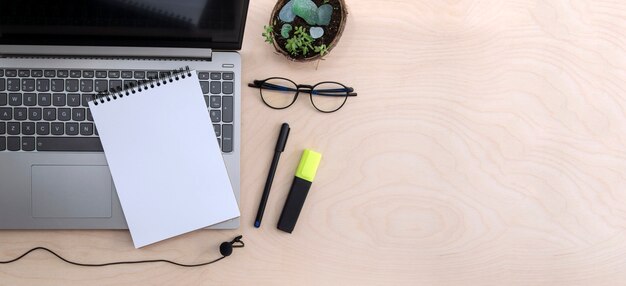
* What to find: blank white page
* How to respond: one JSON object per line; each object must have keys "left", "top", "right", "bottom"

{"left": 89, "top": 71, "right": 239, "bottom": 248}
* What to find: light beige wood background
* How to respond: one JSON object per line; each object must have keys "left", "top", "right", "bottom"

{"left": 2, "top": 0, "right": 626, "bottom": 285}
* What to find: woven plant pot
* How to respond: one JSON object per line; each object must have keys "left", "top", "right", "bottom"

{"left": 269, "top": 0, "right": 348, "bottom": 62}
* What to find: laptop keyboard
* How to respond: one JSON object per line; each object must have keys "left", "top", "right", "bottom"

{"left": 0, "top": 69, "right": 235, "bottom": 153}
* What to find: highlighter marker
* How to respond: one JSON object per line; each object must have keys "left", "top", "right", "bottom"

{"left": 277, "top": 149, "right": 322, "bottom": 233}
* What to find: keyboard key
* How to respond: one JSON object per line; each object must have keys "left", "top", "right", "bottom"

{"left": 222, "top": 96, "right": 233, "bottom": 123}
{"left": 36, "top": 79, "right": 50, "bottom": 92}
{"left": 121, "top": 71, "right": 133, "bottom": 78}
{"left": 5, "top": 70, "right": 17, "bottom": 77}
{"left": 210, "top": 110, "right": 221, "bottom": 122}
{"left": 159, "top": 71, "right": 170, "bottom": 77}
{"left": 134, "top": 71, "right": 146, "bottom": 79}
{"left": 210, "top": 81, "right": 221, "bottom": 94}
{"left": 213, "top": 124, "right": 221, "bottom": 137}
{"left": 210, "top": 73, "right": 222, "bottom": 80}
{"left": 0, "top": 93, "right": 6, "bottom": 105}
{"left": 53, "top": 93, "right": 66, "bottom": 106}
{"left": 108, "top": 71, "right": 120, "bottom": 78}
{"left": 21, "top": 137, "right": 35, "bottom": 151}
{"left": 222, "top": 72, "right": 234, "bottom": 80}
{"left": 9, "top": 93, "right": 21, "bottom": 106}
{"left": 67, "top": 93, "right": 81, "bottom": 106}
{"left": 36, "top": 122, "right": 50, "bottom": 135}
{"left": 44, "top": 70, "right": 56, "bottom": 77}
{"left": 24, "top": 93, "right": 37, "bottom": 106}
{"left": 87, "top": 109, "right": 93, "bottom": 121}
{"left": 204, "top": 96, "right": 210, "bottom": 107}
{"left": 18, "top": 70, "right": 30, "bottom": 77}
{"left": 109, "top": 80, "right": 122, "bottom": 91}
{"left": 66, "top": 79, "right": 79, "bottom": 92}
{"left": 0, "top": 122, "right": 4, "bottom": 134}
{"left": 0, "top": 69, "right": 3, "bottom": 77}
{"left": 82, "top": 94, "right": 94, "bottom": 107}
{"left": 13, "top": 108, "right": 26, "bottom": 120}
{"left": 38, "top": 93, "right": 51, "bottom": 106}
{"left": 95, "top": 80, "right": 108, "bottom": 92}
{"left": 51, "top": 79, "right": 64, "bottom": 92}
{"left": 58, "top": 108, "right": 71, "bottom": 121}
{"left": 57, "top": 70, "right": 69, "bottom": 78}
{"left": 80, "top": 123, "right": 94, "bottom": 135}
{"left": 0, "top": 108, "right": 12, "bottom": 120}
{"left": 37, "top": 137, "right": 103, "bottom": 151}
{"left": 66, "top": 123, "right": 79, "bottom": 135}
{"left": 70, "top": 70, "right": 82, "bottom": 78}
{"left": 198, "top": 72, "right": 210, "bottom": 80}
{"left": 7, "top": 122, "right": 20, "bottom": 135}
{"left": 43, "top": 108, "right": 56, "bottom": 121}
{"left": 31, "top": 70, "right": 43, "bottom": 77}
{"left": 0, "top": 78, "right": 5, "bottom": 91}
{"left": 51, "top": 123, "right": 64, "bottom": 135}
{"left": 7, "top": 79, "right": 20, "bottom": 91}
{"left": 123, "top": 80, "right": 137, "bottom": 89}
{"left": 222, "top": 124, "right": 233, "bottom": 152}
{"left": 28, "top": 108, "right": 42, "bottom": 121}
{"left": 83, "top": 70, "right": 95, "bottom": 78}
{"left": 14, "top": 108, "right": 27, "bottom": 120}
{"left": 146, "top": 71, "right": 158, "bottom": 79}
{"left": 7, "top": 136, "right": 19, "bottom": 151}
{"left": 222, "top": 82, "right": 233, "bottom": 94}
{"left": 94, "top": 70, "right": 107, "bottom": 78}
{"left": 72, "top": 108, "right": 85, "bottom": 121}
{"left": 22, "top": 122, "right": 35, "bottom": 135}
{"left": 80, "top": 79, "right": 94, "bottom": 92}
{"left": 210, "top": 96, "right": 221, "bottom": 108}
{"left": 200, "top": 81, "right": 210, "bottom": 94}
{"left": 0, "top": 136, "right": 5, "bottom": 151}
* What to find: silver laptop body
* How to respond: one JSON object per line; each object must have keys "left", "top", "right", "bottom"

{"left": 0, "top": 0, "right": 249, "bottom": 229}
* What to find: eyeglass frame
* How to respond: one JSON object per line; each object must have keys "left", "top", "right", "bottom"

{"left": 248, "top": 77, "right": 358, "bottom": 113}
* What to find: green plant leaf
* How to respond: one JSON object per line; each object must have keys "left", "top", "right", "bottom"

{"left": 262, "top": 25, "right": 274, "bottom": 44}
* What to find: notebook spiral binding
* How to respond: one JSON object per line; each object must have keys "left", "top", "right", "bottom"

{"left": 92, "top": 66, "right": 192, "bottom": 106}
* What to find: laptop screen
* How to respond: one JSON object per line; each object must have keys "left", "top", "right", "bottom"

{"left": 0, "top": 0, "right": 249, "bottom": 50}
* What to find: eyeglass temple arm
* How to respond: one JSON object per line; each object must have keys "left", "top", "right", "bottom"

{"left": 248, "top": 81, "right": 357, "bottom": 96}
{"left": 248, "top": 81, "right": 299, "bottom": 92}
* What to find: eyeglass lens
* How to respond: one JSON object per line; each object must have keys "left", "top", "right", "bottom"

{"left": 310, "top": 82, "right": 349, "bottom": 112}
{"left": 259, "top": 78, "right": 298, "bottom": 109}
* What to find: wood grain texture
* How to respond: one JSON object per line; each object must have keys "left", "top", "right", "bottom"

{"left": 3, "top": 0, "right": 626, "bottom": 285}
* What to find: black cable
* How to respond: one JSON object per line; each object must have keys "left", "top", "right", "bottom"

{"left": 0, "top": 247, "right": 225, "bottom": 267}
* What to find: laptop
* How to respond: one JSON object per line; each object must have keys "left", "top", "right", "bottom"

{"left": 0, "top": 0, "right": 249, "bottom": 229}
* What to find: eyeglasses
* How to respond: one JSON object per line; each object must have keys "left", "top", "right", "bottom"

{"left": 248, "top": 77, "right": 358, "bottom": 113}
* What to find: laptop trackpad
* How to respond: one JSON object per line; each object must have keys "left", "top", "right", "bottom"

{"left": 31, "top": 165, "right": 112, "bottom": 218}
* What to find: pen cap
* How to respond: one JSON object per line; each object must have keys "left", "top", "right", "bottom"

{"left": 295, "top": 149, "right": 322, "bottom": 182}
{"left": 275, "top": 123, "right": 290, "bottom": 152}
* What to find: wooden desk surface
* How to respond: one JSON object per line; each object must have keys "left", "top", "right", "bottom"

{"left": 3, "top": 0, "right": 626, "bottom": 285}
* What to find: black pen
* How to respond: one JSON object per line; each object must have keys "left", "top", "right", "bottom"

{"left": 254, "top": 123, "right": 290, "bottom": 228}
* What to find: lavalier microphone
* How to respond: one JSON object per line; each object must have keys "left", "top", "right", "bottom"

{"left": 0, "top": 235, "right": 245, "bottom": 268}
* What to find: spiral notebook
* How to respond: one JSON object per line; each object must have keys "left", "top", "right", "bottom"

{"left": 88, "top": 68, "right": 240, "bottom": 248}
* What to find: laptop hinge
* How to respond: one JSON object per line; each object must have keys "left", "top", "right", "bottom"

{"left": 0, "top": 45, "right": 212, "bottom": 61}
